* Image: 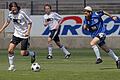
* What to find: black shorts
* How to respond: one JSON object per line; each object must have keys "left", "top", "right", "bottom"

{"left": 49, "top": 29, "right": 60, "bottom": 42}
{"left": 10, "top": 35, "right": 30, "bottom": 50}
{"left": 96, "top": 33, "right": 106, "bottom": 47}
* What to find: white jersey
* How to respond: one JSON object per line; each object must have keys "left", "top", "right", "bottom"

{"left": 43, "top": 12, "right": 62, "bottom": 30}
{"left": 7, "top": 10, "right": 32, "bottom": 39}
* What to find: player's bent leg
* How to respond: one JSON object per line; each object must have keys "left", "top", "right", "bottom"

{"left": 101, "top": 44, "right": 120, "bottom": 69}
{"left": 48, "top": 37, "right": 52, "bottom": 44}
{"left": 91, "top": 37, "right": 102, "bottom": 64}
{"left": 47, "top": 37, "right": 53, "bottom": 59}
{"left": 21, "top": 38, "right": 36, "bottom": 63}
{"left": 21, "top": 50, "right": 36, "bottom": 63}
{"left": 90, "top": 37, "right": 100, "bottom": 46}
{"left": 100, "top": 44, "right": 118, "bottom": 61}
{"left": 8, "top": 43, "right": 16, "bottom": 71}
{"left": 21, "top": 50, "right": 29, "bottom": 56}
{"left": 55, "top": 41, "right": 71, "bottom": 59}
{"left": 100, "top": 44, "right": 110, "bottom": 53}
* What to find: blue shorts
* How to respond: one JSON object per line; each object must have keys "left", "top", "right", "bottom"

{"left": 96, "top": 33, "right": 106, "bottom": 47}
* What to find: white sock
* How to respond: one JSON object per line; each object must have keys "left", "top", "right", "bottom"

{"left": 28, "top": 50, "right": 34, "bottom": 56}
{"left": 108, "top": 49, "right": 118, "bottom": 61}
{"left": 92, "top": 45, "right": 101, "bottom": 59}
{"left": 61, "top": 45, "right": 70, "bottom": 55}
{"left": 8, "top": 54, "right": 14, "bottom": 68}
{"left": 48, "top": 44, "right": 53, "bottom": 56}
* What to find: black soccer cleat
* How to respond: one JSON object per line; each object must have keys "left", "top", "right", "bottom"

{"left": 65, "top": 54, "right": 71, "bottom": 59}
{"left": 116, "top": 57, "right": 120, "bottom": 69}
{"left": 46, "top": 55, "right": 53, "bottom": 59}
{"left": 96, "top": 58, "right": 103, "bottom": 64}
{"left": 31, "top": 52, "right": 36, "bottom": 63}
{"left": 116, "top": 61, "right": 119, "bottom": 69}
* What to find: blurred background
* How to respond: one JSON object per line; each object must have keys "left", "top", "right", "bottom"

{"left": 0, "top": 0, "right": 120, "bottom": 15}
{"left": 0, "top": 0, "right": 120, "bottom": 49}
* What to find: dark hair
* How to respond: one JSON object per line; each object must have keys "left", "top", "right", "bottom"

{"left": 44, "top": 4, "right": 51, "bottom": 9}
{"left": 9, "top": 2, "right": 21, "bottom": 11}
{"left": 84, "top": 9, "right": 92, "bottom": 13}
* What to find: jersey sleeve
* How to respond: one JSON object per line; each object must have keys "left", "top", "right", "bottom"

{"left": 43, "top": 16, "right": 46, "bottom": 24}
{"left": 98, "top": 13, "right": 104, "bottom": 17}
{"left": 22, "top": 11, "right": 32, "bottom": 23}
{"left": 96, "top": 10, "right": 104, "bottom": 17}
{"left": 54, "top": 12, "right": 62, "bottom": 21}
{"left": 7, "top": 14, "right": 12, "bottom": 23}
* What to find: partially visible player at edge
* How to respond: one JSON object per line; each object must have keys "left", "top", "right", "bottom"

{"left": 83, "top": 6, "right": 120, "bottom": 68}
{"left": 0, "top": 2, "right": 36, "bottom": 71}
{"left": 43, "top": 4, "right": 71, "bottom": 59}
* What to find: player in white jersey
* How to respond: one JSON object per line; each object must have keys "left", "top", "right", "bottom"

{"left": 0, "top": 2, "right": 36, "bottom": 71}
{"left": 43, "top": 4, "right": 71, "bottom": 59}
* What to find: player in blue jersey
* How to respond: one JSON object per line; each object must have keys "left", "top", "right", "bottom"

{"left": 83, "top": 6, "right": 120, "bottom": 69}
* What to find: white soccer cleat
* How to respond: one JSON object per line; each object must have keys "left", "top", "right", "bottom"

{"left": 8, "top": 67, "right": 16, "bottom": 72}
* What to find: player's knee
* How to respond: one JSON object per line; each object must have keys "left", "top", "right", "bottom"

{"left": 8, "top": 49, "right": 13, "bottom": 54}
{"left": 21, "top": 51, "right": 27, "bottom": 56}
{"left": 56, "top": 42, "right": 61, "bottom": 48}
{"left": 57, "top": 44, "right": 61, "bottom": 47}
{"left": 21, "top": 53, "right": 26, "bottom": 56}
{"left": 90, "top": 42, "right": 95, "bottom": 46}
{"left": 48, "top": 39, "right": 52, "bottom": 44}
{"left": 48, "top": 41, "right": 51, "bottom": 44}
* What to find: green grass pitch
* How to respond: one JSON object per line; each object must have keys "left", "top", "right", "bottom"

{"left": 0, "top": 49, "right": 120, "bottom": 80}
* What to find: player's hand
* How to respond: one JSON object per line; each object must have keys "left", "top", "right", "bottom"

{"left": 83, "top": 26, "right": 87, "bottom": 31}
{"left": 44, "top": 21, "right": 51, "bottom": 26}
{"left": 84, "top": 28, "right": 88, "bottom": 31}
{"left": 55, "top": 25, "right": 59, "bottom": 30}
{"left": 0, "top": 29, "right": 2, "bottom": 33}
{"left": 24, "top": 32, "right": 29, "bottom": 37}
{"left": 112, "top": 16, "right": 117, "bottom": 21}
{"left": 83, "top": 24, "right": 88, "bottom": 31}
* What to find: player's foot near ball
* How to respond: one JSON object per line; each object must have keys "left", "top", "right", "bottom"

{"left": 8, "top": 67, "right": 16, "bottom": 72}
{"left": 116, "top": 57, "right": 120, "bottom": 69}
{"left": 65, "top": 54, "right": 71, "bottom": 59}
{"left": 31, "top": 52, "right": 36, "bottom": 63}
{"left": 46, "top": 55, "right": 53, "bottom": 59}
{"left": 96, "top": 58, "right": 103, "bottom": 64}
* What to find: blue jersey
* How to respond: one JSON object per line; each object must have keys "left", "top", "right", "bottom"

{"left": 84, "top": 13, "right": 106, "bottom": 38}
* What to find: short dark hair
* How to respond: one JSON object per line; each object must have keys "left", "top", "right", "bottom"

{"left": 9, "top": 2, "right": 21, "bottom": 11}
{"left": 44, "top": 4, "right": 52, "bottom": 9}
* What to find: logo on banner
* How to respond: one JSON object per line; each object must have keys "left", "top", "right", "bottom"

{"left": 42, "top": 16, "right": 120, "bottom": 36}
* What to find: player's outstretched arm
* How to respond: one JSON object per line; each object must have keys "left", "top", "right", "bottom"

{"left": 0, "top": 21, "right": 9, "bottom": 33}
{"left": 103, "top": 11, "right": 117, "bottom": 21}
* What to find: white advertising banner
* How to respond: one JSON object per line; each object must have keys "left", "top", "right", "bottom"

{"left": 4, "top": 13, "right": 120, "bottom": 37}
{"left": 30, "top": 15, "right": 120, "bottom": 36}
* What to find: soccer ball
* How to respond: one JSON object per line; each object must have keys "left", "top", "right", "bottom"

{"left": 31, "top": 63, "right": 40, "bottom": 72}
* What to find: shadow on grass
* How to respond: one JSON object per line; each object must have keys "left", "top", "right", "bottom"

{"left": 100, "top": 67, "right": 117, "bottom": 70}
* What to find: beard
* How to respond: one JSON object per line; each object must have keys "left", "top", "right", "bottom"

{"left": 86, "top": 15, "right": 92, "bottom": 21}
